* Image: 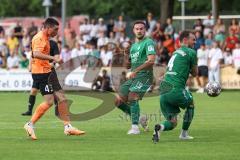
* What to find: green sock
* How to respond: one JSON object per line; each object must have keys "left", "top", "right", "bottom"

{"left": 161, "top": 120, "right": 175, "bottom": 131}
{"left": 182, "top": 107, "right": 194, "bottom": 130}
{"left": 117, "top": 103, "right": 131, "bottom": 115}
{"left": 129, "top": 100, "right": 140, "bottom": 125}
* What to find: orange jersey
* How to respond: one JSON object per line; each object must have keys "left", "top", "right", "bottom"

{"left": 31, "top": 31, "right": 51, "bottom": 74}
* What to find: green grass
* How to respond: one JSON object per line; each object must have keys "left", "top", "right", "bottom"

{"left": 0, "top": 91, "right": 240, "bottom": 160}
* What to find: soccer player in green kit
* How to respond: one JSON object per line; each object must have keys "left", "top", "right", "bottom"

{"left": 152, "top": 30, "right": 198, "bottom": 142}
{"left": 115, "top": 21, "right": 156, "bottom": 134}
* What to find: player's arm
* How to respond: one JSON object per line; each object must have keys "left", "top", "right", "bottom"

{"left": 190, "top": 65, "right": 198, "bottom": 77}
{"left": 133, "top": 54, "right": 155, "bottom": 73}
{"left": 128, "top": 54, "right": 155, "bottom": 79}
{"left": 33, "top": 51, "right": 62, "bottom": 63}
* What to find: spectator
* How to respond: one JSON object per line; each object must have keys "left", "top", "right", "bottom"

{"left": 113, "top": 15, "right": 126, "bottom": 40}
{"left": 213, "top": 18, "right": 226, "bottom": 48}
{"left": 208, "top": 41, "right": 223, "bottom": 83}
{"left": 193, "top": 18, "right": 204, "bottom": 33}
{"left": 19, "top": 53, "right": 29, "bottom": 69}
{"left": 232, "top": 42, "right": 240, "bottom": 69}
{"left": 196, "top": 44, "right": 209, "bottom": 93}
{"left": 203, "top": 13, "right": 214, "bottom": 37}
{"left": 92, "top": 70, "right": 113, "bottom": 92}
{"left": 228, "top": 18, "right": 239, "bottom": 34}
{"left": 205, "top": 32, "right": 214, "bottom": 49}
{"left": 13, "top": 21, "right": 23, "bottom": 41}
{"left": 0, "top": 51, "right": 6, "bottom": 68}
{"left": 79, "top": 18, "right": 91, "bottom": 42}
{"left": 194, "top": 30, "right": 205, "bottom": 51}
{"left": 60, "top": 45, "right": 72, "bottom": 62}
{"left": 96, "top": 18, "right": 107, "bottom": 38}
{"left": 156, "top": 41, "right": 169, "bottom": 66}
{"left": 145, "top": 12, "right": 156, "bottom": 36}
{"left": 7, "top": 52, "right": 19, "bottom": 69}
{"left": 151, "top": 21, "right": 165, "bottom": 42}
{"left": 97, "top": 31, "right": 108, "bottom": 49}
{"left": 223, "top": 47, "right": 233, "bottom": 66}
{"left": 0, "top": 25, "right": 4, "bottom": 36}
{"left": 106, "top": 18, "right": 115, "bottom": 37}
{"left": 90, "top": 19, "right": 98, "bottom": 41}
{"left": 87, "top": 42, "right": 101, "bottom": 68}
{"left": 108, "top": 31, "right": 117, "bottom": 44}
{"left": 22, "top": 29, "right": 30, "bottom": 48}
{"left": 27, "top": 21, "right": 38, "bottom": 40}
{"left": 163, "top": 34, "right": 175, "bottom": 55}
{"left": 7, "top": 32, "right": 19, "bottom": 55}
{"left": 65, "top": 22, "right": 76, "bottom": 48}
{"left": 67, "top": 31, "right": 77, "bottom": 49}
{"left": 164, "top": 18, "right": 174, "bottom": 38}
{"left": 224, "top": 29, "right": 239, "bottom": 51}
{"left": 71, "top": 42, "right": 84, "bottom": 58}
{"left": 101, "top": 69, "right": 113, "bottom": 91}
{"left": 118, "top": 32, "right": 130, "bottom": 43}
{"left": 100, "top": 45, "right": 112, "bottom": 67}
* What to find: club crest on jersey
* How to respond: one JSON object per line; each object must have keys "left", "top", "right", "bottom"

{"left": 148, "top": 45, "right": 154, "bottom": 52}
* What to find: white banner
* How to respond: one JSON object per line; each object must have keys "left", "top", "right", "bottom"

{"left": 0, "top": 68, "right": 92, "bottom": 91}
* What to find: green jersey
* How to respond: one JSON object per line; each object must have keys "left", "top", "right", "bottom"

{"left": 130, "top": 37, "right": 156, "bottom": 73}
{"left": 163, "top": 46, "right": 197, "bottom": 89}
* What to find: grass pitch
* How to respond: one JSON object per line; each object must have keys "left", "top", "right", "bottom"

{"left": 0, "top": 91, "right": 239, "bottom": 160}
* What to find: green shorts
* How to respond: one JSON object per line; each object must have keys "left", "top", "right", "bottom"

{"left": 119, "top": 72, "right": 153, "bottom": 99}
{"left": 160, "top": 88, "right": 193, "bottom": 120}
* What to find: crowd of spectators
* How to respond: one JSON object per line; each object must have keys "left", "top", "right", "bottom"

{"left": 0, "top": 12, "right": 240, "bottom": 91}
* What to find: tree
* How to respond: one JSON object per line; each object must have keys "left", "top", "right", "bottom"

{"left": 160, "top": 0, "right": 174, "bottom": 24}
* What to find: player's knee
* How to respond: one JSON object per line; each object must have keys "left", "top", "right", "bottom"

{"left": 55, "top": 91, "right": 66, "bottom": 102}
{"left": 31, "top": 88, "right": 38, "bottom": 95}
{"left": 128, "top": 92, "right": 139, "bottom": 102}
{"left": 114, "top": 96, "right": 127, "bottom": 106}
{"left": 44, "top": 95, "right": 54, "bottom": 106}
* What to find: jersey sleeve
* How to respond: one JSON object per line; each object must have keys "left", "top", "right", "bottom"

{"left": 50, "top": 40, "right": 60, "bottom": 56}
{"left": 145, "top": 39, "right": 156, "bottom": 55}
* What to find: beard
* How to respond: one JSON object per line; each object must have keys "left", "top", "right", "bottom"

{"left": 136, "top": 34, "right": 145, "bottom": 40}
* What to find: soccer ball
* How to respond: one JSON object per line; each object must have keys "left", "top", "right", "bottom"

{"left": 205, "top": 81, "right": 221, "bottom": 97}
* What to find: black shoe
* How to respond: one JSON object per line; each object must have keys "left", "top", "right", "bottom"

{"left": 152, "top": 124, "right": 161, "bottom": 143}
{"left": 21, "top": 111, "right": 32, "bottom": 116}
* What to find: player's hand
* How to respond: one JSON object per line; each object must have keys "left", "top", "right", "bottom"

{"left": 128, "top": 71, "right": 137, "bottom": 79}
{"left": 53, "top": 57, "right": 63, "bottom": 64}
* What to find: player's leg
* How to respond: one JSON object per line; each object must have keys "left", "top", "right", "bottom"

{"left": 152, "top": 91, "right": 180, "bottom": 143}
{"left": 126, "top": 92, "right": 141, "bottom": 134}
{"left": 179, "top": 90, "right": 195, "bottom": 140}
{"left": 24, "top": 76, "right": 54, "bottom": 140}
{"left": 115, "top": 79, "right": 132, "bottom": 115}
{"left": 127, "top": 75, "right": 153, "bottom": 134}
{"left": 50, "top": 69, "right": 85, "bottom": 136}
{"left": 22, "top": 87, "right": 38, "bottom": 116}
{"left": 54, "top": 90, "right": 85, "bottom": 136}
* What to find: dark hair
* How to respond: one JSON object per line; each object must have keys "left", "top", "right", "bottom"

{"left": 179, "top": 30, "right": 193, "bottom": 42}
{"left": 132, "top": 20, "right": 146, "bottom": 28}
{"left": 43, "top": 17, "right": 59, "bottom": 28}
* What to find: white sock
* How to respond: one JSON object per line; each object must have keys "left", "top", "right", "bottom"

{"left": 131, "top": 124, "right": 139, "bottom": 129}
{"left": 64, "top": 123, "right": 72, "bottom": 130}
{"left": 160, "top": 124, "right": 165, "bottom": 131}
{"left": 28, "top": 122, "right": 34, "bottom": 127}
{"left": 181, "top": 130, "right": 188, "bottom": 137}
